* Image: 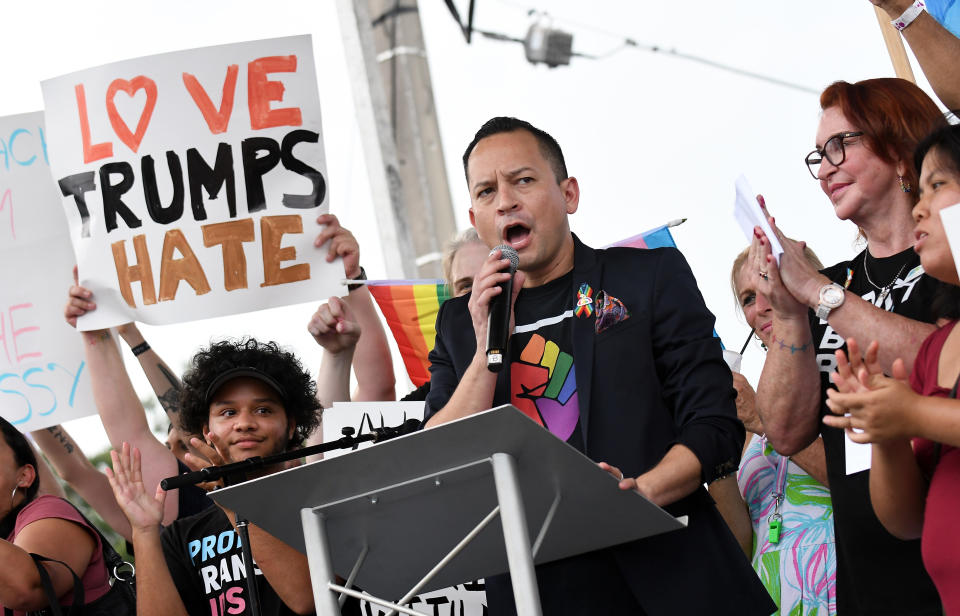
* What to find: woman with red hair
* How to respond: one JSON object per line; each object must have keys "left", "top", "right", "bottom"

{"left": 749, "top": 78, "right": 948, "bottom": 614}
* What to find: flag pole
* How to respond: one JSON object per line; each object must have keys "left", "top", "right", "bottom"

{"left": 873, "top": 5, "right": 917, "bottom": 82}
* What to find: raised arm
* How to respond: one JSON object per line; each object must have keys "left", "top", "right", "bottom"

{"left": 116, "top": 323, "right": 184, "bottom": 427}
{"left": 107, "top": 444, "right": 189, "bottom": 616}
{"left": 308, "top": 296, "right": 361, "bottom": 410}
{"left": 751, "top": 229, "right": 827, "bottom": 455}
{"left": 315, "top": 213, "right": 396, "bottom": 402}
{"left": 31, "top": 425, "right": 132, "bottom": 541}
{"left": 871, "top": 0, "right": 960, "bottom": 110}
{"left": 65, "top": 273, "right": 180, "bottom": 524}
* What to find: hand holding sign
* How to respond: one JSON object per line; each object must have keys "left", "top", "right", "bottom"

{"left": 42, "top": 36, "right": 345, "bottom": 330}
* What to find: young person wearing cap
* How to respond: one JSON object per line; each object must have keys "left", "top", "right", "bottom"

{"left": 100, "top": 332, "right": 361, "bottom": 616}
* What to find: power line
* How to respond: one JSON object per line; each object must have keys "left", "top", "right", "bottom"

{"left": 473, "top": 0, "right": 819, "bottom": 95}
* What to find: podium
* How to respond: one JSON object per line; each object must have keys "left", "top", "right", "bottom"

{"left": 209, "top": 405, "right": 687, "bottom": 616}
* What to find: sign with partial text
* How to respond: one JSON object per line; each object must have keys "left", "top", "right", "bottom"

{"left": 41, "top": 35, "right": 344, "bottom": 330}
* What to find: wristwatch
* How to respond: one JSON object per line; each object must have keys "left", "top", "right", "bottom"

{"left": 816, "top": 283, "right": 845, "bottom": 321}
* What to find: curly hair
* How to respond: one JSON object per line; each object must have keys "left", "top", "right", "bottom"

{"left": 178, "top": 338, "right": 320, "bottom": 449}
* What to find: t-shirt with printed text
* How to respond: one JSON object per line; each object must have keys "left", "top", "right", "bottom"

{"left": 811, "top": 246, "right": 941, "bottom": 615}
{"left": 162, "top": 505, "right": 360, "bottom": 616}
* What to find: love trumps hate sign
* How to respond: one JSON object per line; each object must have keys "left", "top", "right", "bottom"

{"left": 41, "top": 35, "right": 344, "bottom": 330}
{"left": 0, "top": 111, "right": 95, "bottom": 432}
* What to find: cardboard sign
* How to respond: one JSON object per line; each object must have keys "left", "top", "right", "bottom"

{"left": 41, "top": 35, "right": 344, "bottom": 330}
{"left": 0, "top": 111, "right": 95, "bottom": 431}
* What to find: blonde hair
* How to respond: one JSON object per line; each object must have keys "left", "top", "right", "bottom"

{"left": 442, "top": 228, "right": 482, "bottom": 288}
{"left": 730, "top": 243, "right": 824, "bottom": 315}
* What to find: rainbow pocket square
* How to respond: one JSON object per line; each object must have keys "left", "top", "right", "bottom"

{"left": 594, "top": 291, "right": 629, "bottom": 334}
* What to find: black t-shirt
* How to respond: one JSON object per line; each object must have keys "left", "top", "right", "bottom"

{"left": 484, "top": 270, "right": 643, "bottom": 615}
{"left": 162, "top": 506, "right": 360, "bottom": 616}
{"left": 812, "top": 246, "right": 941, "bottom": 615}
{"left": 507, "top": 270, "right": 584, "bottom": 452}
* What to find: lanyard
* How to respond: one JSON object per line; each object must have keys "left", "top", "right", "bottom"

{"left": 767, "top": 454, "right": 789, "bottom": 544}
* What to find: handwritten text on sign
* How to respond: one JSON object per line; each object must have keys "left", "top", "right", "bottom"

{"left": 0, "top": 111, "right": 93, "bottom": 431}
{"left": 41, "top": 35, "right": 344, "bottom": 330}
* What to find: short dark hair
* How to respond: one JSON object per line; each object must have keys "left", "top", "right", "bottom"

{"left": 914, "top": 122, "right": 960, "bottom": 180}
{"left": 462, "top": 117, "right": 568, "bottom": 184}
{"left": 0, "top": 416, "right": 39, "bottom": 503}
{"left": 179, "top": 338, "right": 321, "bottom": 449}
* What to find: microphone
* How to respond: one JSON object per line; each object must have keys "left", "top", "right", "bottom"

{"left": 486, "top": 244, "right": 519, "bottom": 372}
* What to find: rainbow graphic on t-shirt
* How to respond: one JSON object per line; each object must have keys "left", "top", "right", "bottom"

{"left": 511, "top": 333, "right": 579, "bottom": 441}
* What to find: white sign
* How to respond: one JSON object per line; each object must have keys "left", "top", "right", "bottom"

{"left": 0, "top": 111, "right": 95, "bottom": 431}
{"left": 733, "top": 174, "right": 784, "bottom": 265}
{"left": 939, "top": 202, "right": 960, "bottom": 283}
{"left": 41, "top": 35, "right": 344, "bottom": 330}
{"left": 323, "top": 402, "right": 488, "bottom": 615}
{"left": 845, "top": 432, "right": 871, "bottom": 475}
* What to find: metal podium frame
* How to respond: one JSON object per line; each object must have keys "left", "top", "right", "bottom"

{"left": 210, "top": 405, "right": 687, "bottom": 616}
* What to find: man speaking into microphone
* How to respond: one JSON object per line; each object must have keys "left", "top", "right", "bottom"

{"left": 423, "top": 117, "right": 773, "bottom": 615}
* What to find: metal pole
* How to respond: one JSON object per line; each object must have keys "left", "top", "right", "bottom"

{"left": 301, "top": 507, "right": 342, "bottom": 616}
{"left": 234, "top": 516, "right": 263, "bottom": 616}
{"left": 490, "top": 453, "right": 543, "bottom": 616}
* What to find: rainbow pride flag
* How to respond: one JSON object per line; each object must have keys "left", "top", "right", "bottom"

{"left": 367, "top": 223, "right": 680, "bottom": 386}
{"left": 366, "top": 280, "right": 451, "bottom": 386}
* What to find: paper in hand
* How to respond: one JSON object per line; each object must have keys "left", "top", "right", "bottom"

{"left": 733, "top": 174, "right": 784, "bottom": 265}
{"left": 844, "top": 432, "right": 871, "bottom": 475}
{"left": 938, "top": 202, "right": 960, "bottom": 280}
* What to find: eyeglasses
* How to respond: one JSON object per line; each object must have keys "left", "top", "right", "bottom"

{"left": 804, "top": 131, "right": 864, "bottom": 180}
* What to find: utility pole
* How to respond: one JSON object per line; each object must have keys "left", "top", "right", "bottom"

{"left": 338, "top": 0, "right": 457, "bottom": 279}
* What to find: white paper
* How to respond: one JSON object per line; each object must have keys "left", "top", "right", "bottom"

{"left": 939, "top": 202, "right": 960, "bottom": 280}
{"left": 733, "top": 174, "right": 783, "bottom": 264}
{"left": 41, "top": 35, "right": 345, "bottom": 330}
{"left": 844, "top": 431, "right": 871, "bottom": 475}
{"left": 0, "top": 111, "right": 95, "bottom": 431}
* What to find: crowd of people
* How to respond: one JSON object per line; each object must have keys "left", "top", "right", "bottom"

{"left": 2, "top": 2, "right": 960, "bottom": 614}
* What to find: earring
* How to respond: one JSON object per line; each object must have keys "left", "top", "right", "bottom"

{"left": 10, "top": 485, "right": 18, "bottom": 507}
{"left": 754, "top": 333, "right": 767, "bottom": 351}
{"left": 898, "top": 175, "right": 912, "bottom": 193}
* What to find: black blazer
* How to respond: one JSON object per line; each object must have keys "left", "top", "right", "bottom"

{"left": 425, "top": 236, "right": 775, "bottom": 615}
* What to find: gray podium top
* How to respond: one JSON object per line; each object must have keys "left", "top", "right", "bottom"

{"left": 210, "top": 405, "right": 686, "bottom": 600}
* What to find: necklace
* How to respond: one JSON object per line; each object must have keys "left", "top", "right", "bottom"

{"left": 862, "top": 251, "right": 909, "bottom": 305}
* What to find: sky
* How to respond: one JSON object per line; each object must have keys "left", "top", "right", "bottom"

{"left": 0, "top": 0, "right": 941, "bottom": 455}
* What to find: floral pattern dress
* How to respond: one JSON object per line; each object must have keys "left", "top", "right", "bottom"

{"left": 737, "top": 434, "right": 837, "bottom": 615}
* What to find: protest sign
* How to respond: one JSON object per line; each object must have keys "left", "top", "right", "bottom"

{"left": 42, "top": 35, "right": 344, "bottom": 330}
{"left": 0, "top": 111, "right": 95, "bottom": 431}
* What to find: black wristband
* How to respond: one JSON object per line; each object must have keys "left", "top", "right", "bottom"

{"left": 347, "top": 266, "right": 367, "bottom": 292}
{"left": 131, "top": 342, "right": 151, "bottom": 357}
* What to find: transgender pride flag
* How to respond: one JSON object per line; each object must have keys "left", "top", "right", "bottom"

{"left": 367, "top": 223, "right": 681, "bottom": 386}
{"left": 926, "top": 0, "right": 960, "bottom": 37}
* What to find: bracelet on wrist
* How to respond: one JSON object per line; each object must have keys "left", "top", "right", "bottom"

{"left": 131, "top": 342, "right": 151, "bottom": 357}
{"left": 892, "top": 0, "right": 925, "bottom": 31}
{"left": 347, "top": 266, "right": 367, "bottom": 292}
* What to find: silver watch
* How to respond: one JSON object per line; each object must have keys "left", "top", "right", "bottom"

{"left": 816, "top": 283, "right": 845, "bottom": 321}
